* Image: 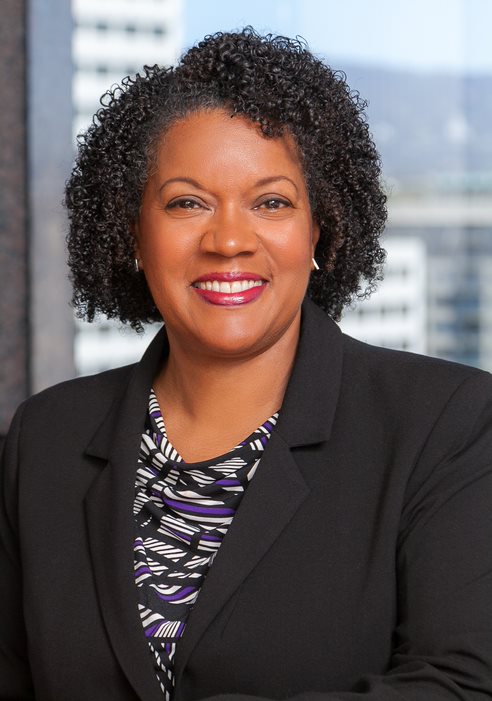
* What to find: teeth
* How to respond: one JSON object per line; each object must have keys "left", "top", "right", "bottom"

{"left": 194, "top": 279, "right": 265, "bottom": 293}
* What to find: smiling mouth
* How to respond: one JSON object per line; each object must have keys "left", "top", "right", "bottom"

{"left": 192, "top": 279, "right": 265, "bottom": 293}
{"left": 191, "top": 276, "right": 267, "bottom": 306}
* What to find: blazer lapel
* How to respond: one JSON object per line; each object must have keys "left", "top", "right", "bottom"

{"left": 173, "top": 432, "right": 310, "bottom": 689}
{"left": 174, "top": 298, "right": 344, "bottom": 689}
{"left": 84, "top": 328, "right": 168, "bottom": 701}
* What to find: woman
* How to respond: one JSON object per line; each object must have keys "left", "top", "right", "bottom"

{"left": 1, "top": 28, "right": 492, "bottom": 701}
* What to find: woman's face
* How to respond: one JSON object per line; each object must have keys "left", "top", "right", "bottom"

{"left": 135, "top": 108, "right": 319, "bottom": 360}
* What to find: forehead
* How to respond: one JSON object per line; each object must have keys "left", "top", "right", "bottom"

{"left": 152, "top": 108, "right": 305, "bottom": 186}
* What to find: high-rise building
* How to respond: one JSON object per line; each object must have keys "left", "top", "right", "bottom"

{"left": 339, "top": 237, "right": 427, "bottom": 354}
{"left": 386, "top": 195, "right": 492, "bottom": 370}
{"left": 341, "top": 195, "right": 492, "bottom": 370}
{"left": 71, "top": 0, "right": 184, "bottom": 376}
{"left": 73, "top": 0, "right": 183, "bottom": 137}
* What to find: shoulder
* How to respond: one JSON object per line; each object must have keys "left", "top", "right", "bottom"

{"left": 303, "top": 298, "right": 492, "bottom": 428}
{"left": 305, "top": 297, "right": 489, "bottom": 401}
{"left": 10, "top": 364, "right": 137, "bottom": 443}
{"left": 341, "top": 331, "right": 490, "bottom": 396}
{"left": 338, "top": 332, "right": 492, "bottom": 448}
{"left": 26, "top": 363, "right": 135, "bottom": 410}
{"left": 332, "top": 335, "right": 492, "bottom": 515}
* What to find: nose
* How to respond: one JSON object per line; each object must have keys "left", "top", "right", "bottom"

{"left": 200, "top": 204, "right": 258, "bottom": 257}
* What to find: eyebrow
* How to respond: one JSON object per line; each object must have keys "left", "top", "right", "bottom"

{"left": 254, "top": 176, "right": 299, "bottom": 194}
{"left": 158, "top": 175, "right": 299, "bottom": 194}
{"left": 158, "top": 177, "right": 203, "bottom": 193}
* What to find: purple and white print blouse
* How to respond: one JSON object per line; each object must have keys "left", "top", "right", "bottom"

{"left": 133, "top": 390, "right": 278, "bottom": 699}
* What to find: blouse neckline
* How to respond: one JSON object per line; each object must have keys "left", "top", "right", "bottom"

{"left": 147, "top": 388, "right": 280, "bottom": 468}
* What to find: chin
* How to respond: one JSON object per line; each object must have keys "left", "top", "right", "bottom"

{"left": 197, "top": 318, "right": 299, "bottom": 361}
{"left": 203, "top": 335, "right": 270, "bottom": 359}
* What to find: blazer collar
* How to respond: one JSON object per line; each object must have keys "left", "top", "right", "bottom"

{"left": 85, "top": 324, "right": 167, "bottom": 461}
{"left": 85, "top": 296, "right": 343, "bottom": 461}
{"left": 275, "top": 297, "right": 343, "bottom": 446}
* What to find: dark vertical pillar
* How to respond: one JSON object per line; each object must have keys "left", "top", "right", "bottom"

{"left": 0, "top": 0, "right": 29, "bottom": 437}
{"left": 0, "top": 0, "right": 74, "bottom": 443}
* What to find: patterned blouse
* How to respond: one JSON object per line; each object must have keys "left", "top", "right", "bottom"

{"left": 133, "top": 389, "right": 279, "bottom": 699}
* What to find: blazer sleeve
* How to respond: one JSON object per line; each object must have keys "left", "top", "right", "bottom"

{"left": 194, "top": 372, "right": 492, "bottom": 700}
{"left": 0, "top": 402, "right": 35, "bottom": 700}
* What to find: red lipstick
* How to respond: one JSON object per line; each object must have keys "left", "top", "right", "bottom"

{"left": 191, "top": 272, "right": 267, "bottom": 306}
{"left": 193, "top": 272, "right": 264, "bottom": 282}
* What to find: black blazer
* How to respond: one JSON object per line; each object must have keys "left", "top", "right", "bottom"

{"left": 2, "top": 299, "right": 492, "bottom": 701}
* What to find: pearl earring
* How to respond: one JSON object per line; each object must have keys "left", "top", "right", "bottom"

{"left": 312, "top": 258, "right": 320, "bottom": 271}
{"left": 134, "top": 258, "right": 140, "bottom": 273}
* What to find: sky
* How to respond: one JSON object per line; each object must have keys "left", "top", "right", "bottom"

{"left": 183, "top": 0, "right": 492, "bottom": 74}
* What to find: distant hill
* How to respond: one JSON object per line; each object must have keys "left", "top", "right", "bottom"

{"left": 339, "top": 64, "right": 492, "bottom": 192}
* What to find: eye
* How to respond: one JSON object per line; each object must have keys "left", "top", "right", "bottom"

{"left": 256, "top": 198, "right": 291, "bottom": 211}
{"left": 166, "top": 197, "right": 203, "bottom": 211}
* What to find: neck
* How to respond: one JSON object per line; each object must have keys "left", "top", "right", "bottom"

{"left": 154, "top": 316, "right": 301, "bottom": 427}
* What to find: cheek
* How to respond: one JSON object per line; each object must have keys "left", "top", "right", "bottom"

{"left": 139, "top": 216, "right": 195, "bottom": 271}
{"left": 266, "top": 220, "right": 314, "bottom": 271}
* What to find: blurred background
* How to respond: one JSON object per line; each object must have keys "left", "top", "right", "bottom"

{"left": 1, "top": 0, "right": 492, "bottom": 439}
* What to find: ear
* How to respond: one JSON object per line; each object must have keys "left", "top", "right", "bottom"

{"left": 131, "top": 219, "right": 142, "bottom": 262}
{"left": 311, "top": 221, "right": 320, "bottom": 256}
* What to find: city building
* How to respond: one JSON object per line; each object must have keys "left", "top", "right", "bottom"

{"left": 342, "top": 195, "right": 492, "bottom": 371}
{"left": 72, "top": 0, "right": 183, "bottom": 137}
{"left": 339, "top": 236, "right": 427, "bottom": 354}
{"left": 387, "top": 195, "right": 492, "bottom": 371}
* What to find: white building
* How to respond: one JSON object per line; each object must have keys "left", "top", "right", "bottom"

{"left": 339, "top": 237, "right": 428, "bottom": 353}
{"left": 72, "top": 0, "right": 184, "bottom": 137}
{"left": 71, "top": 0, "right": 184, "bottom": 375}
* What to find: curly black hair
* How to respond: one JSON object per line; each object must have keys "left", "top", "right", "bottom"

{"left": 65, "top": 27, "right": 387, "bottom": 330}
